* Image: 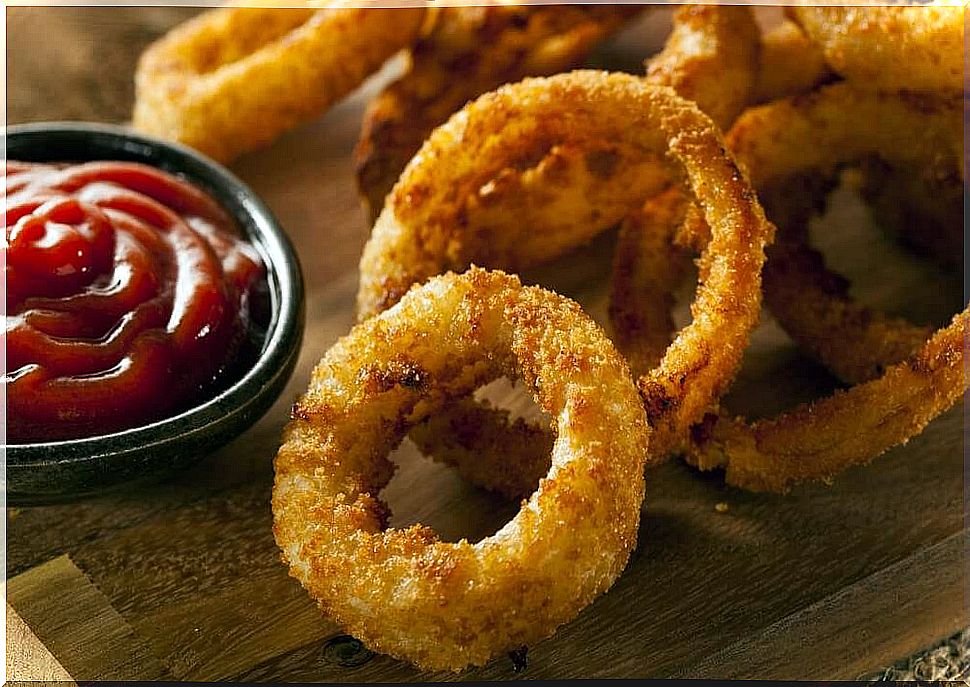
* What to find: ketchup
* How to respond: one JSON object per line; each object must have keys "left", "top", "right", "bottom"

{"left": 4, "top": 161, "right": 266, "bottom": 443}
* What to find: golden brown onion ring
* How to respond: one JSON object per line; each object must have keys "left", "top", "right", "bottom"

{"left": 608, "top": 9, "right": 830, "bottom": 384}
{"left": 273, "top": 268, "right": 648, "bottom": 670}
{"left": 407, "top": 6, "right": 772, "bottom": 489}
{"left": 788, "top": 4, "right": 965, "bottom": 95}
{"left": 355, "top": 5, "right": 644, "bottom": 219}
{"left": 358, "top": 71, "right": 773, "bottom": 485}
{"left": 689, "top": 311, "right": 966, "bottom": 493}
{"left": 133, "top": 4, "right": 425, "bottom": 162}
{"left": 685, "top": 84, "right": 967, "bottom": 492}
{"left": 407, "top": 2, "right": 772, "bottom": 484}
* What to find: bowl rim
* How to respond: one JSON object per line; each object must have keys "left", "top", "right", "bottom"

{"left": 5, "top": 121, "right": 305, "bottom": 467}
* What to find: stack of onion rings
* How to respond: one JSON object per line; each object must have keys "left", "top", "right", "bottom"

{"left": 273, "top": 268, "right": 648, "bottom": 671}
{"left": 594, "top": 8, "right": 965, "bottom": 490}
{"left": 371, "top": 6, "right": 966, "bottom": 494}
{"left": 383, "top": 6, "right": 783, "bottom": 478}
{"left": 250, "top": 3, "right": 967, "bottom": 671}
{"left": 357, "top": 69, "right": 773, "bottom": 490}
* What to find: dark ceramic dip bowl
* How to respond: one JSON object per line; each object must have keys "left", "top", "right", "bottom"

{"left": 5, "top": 122, "right": 305, "bottom": 505}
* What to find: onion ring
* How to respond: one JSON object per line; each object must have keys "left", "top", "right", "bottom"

{"left": 403, "top": 6, "right": 772, "bottom": 490}
{"left": 354, "top": 5, "right": 644, "bottom": 220}
{"left": 133, "top": 4, "right": 425, "bottom": 162}
{"left": 358, "top": 71, "right": 773, "bottom": 493}
{"left": 273, "top": 267, "right": 648, "bottom": 670}
{"left": 400, "top": 2, "right": 778, "bottom": 484}
{"left": 788, "top": 4, "right": 964, "bottom": 95}
{"left": 684, "top": 84, "right": 967, "bottom": 492}
{"left": 608, "top": 7, "right": 840, "bottom": 391}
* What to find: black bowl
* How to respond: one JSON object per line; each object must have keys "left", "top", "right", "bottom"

{"left": 5, "top": 122, "right": 305, "bottom": 505}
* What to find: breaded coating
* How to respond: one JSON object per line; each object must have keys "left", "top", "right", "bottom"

{"left": 273, "top": 268, "right": 649, "bottom": 671}
{"left": 134, "top": 4, "right": 425, "bottom": 162}
{"left": 789, "top": 4, "right": 964, "bottom": 95}
{"left": 753, "top": 20, "right": 831, "bottom": 104}
{"left": 644, "top": 5, "right": 761, "bottom": 130}
{"left": 357, "top": 71, "right": 773, "bottom": 474}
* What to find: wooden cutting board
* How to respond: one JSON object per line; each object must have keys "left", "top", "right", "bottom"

{"left": 6, "top": 6, "right": 966, "bottom": 682}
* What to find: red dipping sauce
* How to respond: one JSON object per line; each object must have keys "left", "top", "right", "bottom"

{"left": 4, "top": 161, "right": 266, "bottom": 443}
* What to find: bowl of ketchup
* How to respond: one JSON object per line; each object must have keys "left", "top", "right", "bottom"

{"left": 5, "top": 122, "right": 305, "bottom": 504}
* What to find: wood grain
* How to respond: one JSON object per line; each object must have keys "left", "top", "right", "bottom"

{"left": 7, "top": 556, "right": 171, "bottom": 681}
{"left": 6, "top": 604, "right": 74, "bottom": 684}
{"left": 676, "top": 530, "right": 968, "bottom": 680}
{"left": 5, "top": 5, "right": 966, "bottom": 682}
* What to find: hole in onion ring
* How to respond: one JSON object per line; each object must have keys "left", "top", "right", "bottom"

{"left": 382, "top": 378, "right": 552, "bottom": 543}
{"left": 380, "top": 438, "right": 522, "bottom": 544}
{"left": 715, "top": 169, "right": 962, "bottom": 425}
{"left": 809, "top": 171, "right": 963, "bottom": 327}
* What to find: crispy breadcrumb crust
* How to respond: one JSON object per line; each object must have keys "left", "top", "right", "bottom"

{"left": 357, "top": 72, "right": 773, "bottom": 481}
{"left": 644, "top": 5, "right": 760, "bottom": 131}
{"left": 789, "top": 4, "right": 964, "bottom": 95}
{"left": 753, "top": 20, "right": 831, "bottom": 104}
{"left": 274, "top": 268, "right": 649, "bottom": 671}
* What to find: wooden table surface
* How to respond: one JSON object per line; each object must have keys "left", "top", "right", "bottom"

{"left": 6, "top": 6, "right": 967, "bottom": 682}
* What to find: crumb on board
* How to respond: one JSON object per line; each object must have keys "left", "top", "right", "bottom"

{"left": 714, "top": 502, "right": 729, "bottom": 514}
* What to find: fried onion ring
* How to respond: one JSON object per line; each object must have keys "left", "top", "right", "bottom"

{"left": 402, "top": 7, "right": 773, "bottom": 492}
{"left": 273, "top": 268, "right": 648, "bottom": 670}
{"left": 609, "top": 7, "right": 838, "bottom": 391}
{"left": 358, "top": 71, "right": 773, "bottom": 490}
{"left": 684, "top": 84, "right": 967, "bottom": 492}
{"left": 788, "top": 4, "right": 965, "bottom": 95}
{"left": 354, "top": 5, "right": 644, "bottom": 219}
{"left": 133, "top": 4, "right": 425, "bottom": 163}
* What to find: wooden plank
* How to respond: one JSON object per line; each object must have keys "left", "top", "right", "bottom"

{"left": 7, "top": 556, "right": 172, "bottom": 681}
{"left": 674, "top": 530, "right": 968, "bottom": 680}
{"left": 6, "top": 603, "right": 75, "bottom": 684}
{"left": 6, "top": 7, "right": 201, "bottom": 125}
